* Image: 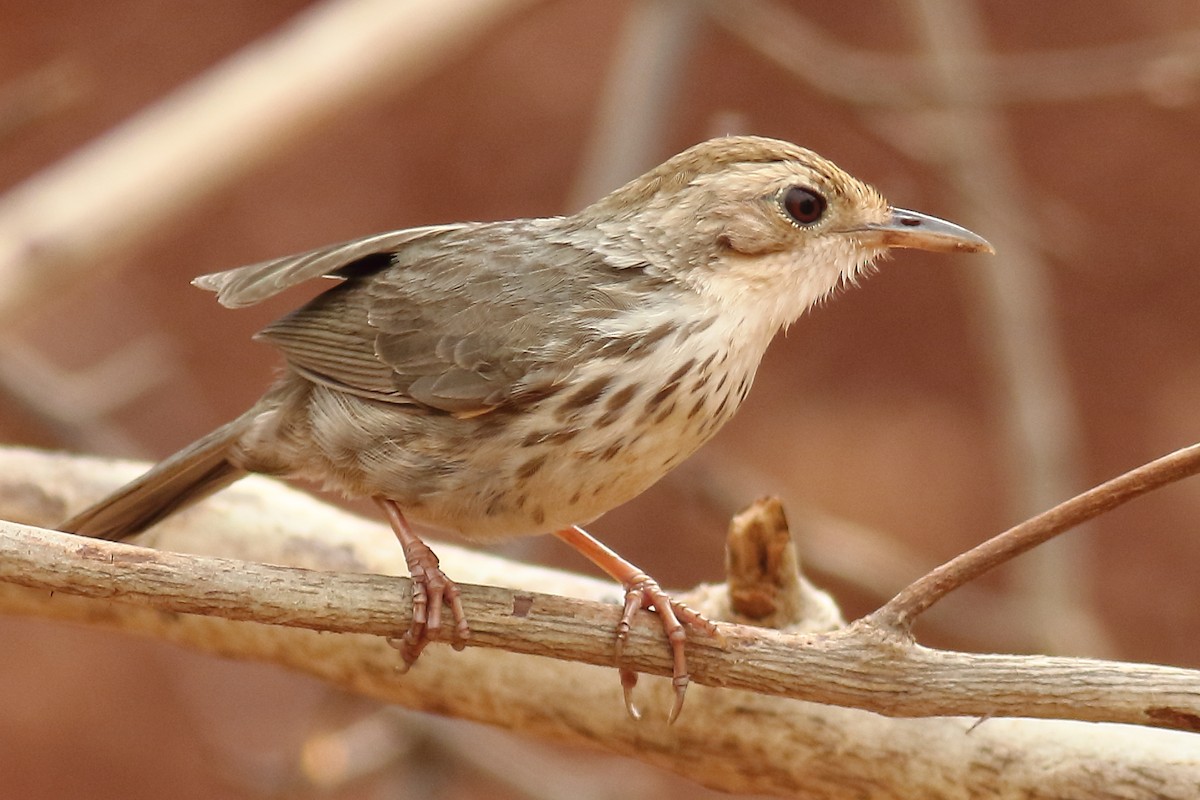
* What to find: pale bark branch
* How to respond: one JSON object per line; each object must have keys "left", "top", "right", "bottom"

{"left": 0, "top": 446, "right": 1198, "bottom": 798}
{"left": 5, "top": 517, "right": 1199, "bottom": 730}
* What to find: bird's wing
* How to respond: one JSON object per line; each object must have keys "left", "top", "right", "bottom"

{"left": 193, "top": 224, "right": 467, "bottom": 308}
{"left": 251, "top": 220, "right": 655, "bottom": 417}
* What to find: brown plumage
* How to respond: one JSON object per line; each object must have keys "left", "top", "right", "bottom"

{"left": 60, "top": 135, "right": 992, "bottom": 721}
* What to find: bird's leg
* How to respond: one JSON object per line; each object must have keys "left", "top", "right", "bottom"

{"left": 375, "top": 498, "right": 469, "bottom": 668}
{"left": 553, "top": 525, "right": 719, "bottom": 723}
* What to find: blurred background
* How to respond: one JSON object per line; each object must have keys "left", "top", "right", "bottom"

{"left": 1, "top": 0, "right": 1198, "bottom": 797}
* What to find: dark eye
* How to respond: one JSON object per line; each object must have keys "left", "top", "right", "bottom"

{"left": 782, "top": 186, "right": 827, "bottom": 226}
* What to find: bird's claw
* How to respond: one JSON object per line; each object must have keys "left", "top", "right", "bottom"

{"left": 617, "top": 573, "right": 718, "bottom": 724}
{"left": 619, "top": 668, "right": 641, "bottom": 721}
{"left": 387, "top": 538, "right": 470, "bottom": 668}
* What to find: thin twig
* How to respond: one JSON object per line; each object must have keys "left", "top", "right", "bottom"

{"left": 873, "top": 442, "right": 1200, "bottom": 630}
{"left": 0, "top": 335, "right": 177, "bottom": 455}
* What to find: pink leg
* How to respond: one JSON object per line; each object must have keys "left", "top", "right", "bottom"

{"left": 376, "top": 498, "right": 469, "bottom": 668}
{"left": 554, "top": 525, "right": 719, "bottom": 723}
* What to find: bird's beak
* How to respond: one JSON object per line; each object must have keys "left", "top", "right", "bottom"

{"left": 860, "top": 208, "right": 995, "bottom": 254}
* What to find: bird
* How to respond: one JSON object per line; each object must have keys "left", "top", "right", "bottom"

{"left": 60, "top": 135, "right": 993, "bottom": 721}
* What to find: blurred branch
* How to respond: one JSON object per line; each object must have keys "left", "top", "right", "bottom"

{"left": 415, "top": 714, "right": 671, "bottom": 800}
{"left": 0, "top": 0, "right": 541, "bottom": 324}
{"left": 904, "top": 0, "right": 1110, "bottom": 657}
{"left": 704, "top": 0, "right": 1200, "bottom": 106}
{"left": 0, "top": 61, "right": 82, "bottom": 144}
{"left": 704, "top": 0, "right": 1122, "bottom": 656}
{"left": 569, "top": 0, "right": 702, "bottom": 209}
{"left": 0, "top": 336, "right": 177, "bottom": 454}
{"left": 1, "top": 447, "right": 1198, "bottom": 798}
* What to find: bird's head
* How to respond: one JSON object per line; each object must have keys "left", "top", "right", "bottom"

{"left": 581, "top": 136, "right": 993, "bottom": 331}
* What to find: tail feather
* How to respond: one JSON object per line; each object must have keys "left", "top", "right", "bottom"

{"left": 61, "top": 418, "right": 250, "bottom": 542}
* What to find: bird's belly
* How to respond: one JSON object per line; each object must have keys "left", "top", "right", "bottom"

{"left": 247, "top": 337, "right": 758, "bottom": 541}
{"left": 405, "top": 354, "right": 754, "bottom": 540}
{"left": 399, "top": 407, "right": 719, "bottom": 541}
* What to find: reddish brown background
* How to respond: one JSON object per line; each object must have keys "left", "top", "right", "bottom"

{"left": 2, "top": 1, "right": 1198, "bottom": 797}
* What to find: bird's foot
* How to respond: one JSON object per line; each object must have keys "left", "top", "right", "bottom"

{"left": 377, "top": 498, "right": 470, "bottom": 668}
{"left": 387, "top": 537, "right": 470, "bottom": 668}
{"left": 552, "top": 525, "right": 721, "bottom": 723}
{"left": 615, "top": 572, "right": 720, "bottom": 723}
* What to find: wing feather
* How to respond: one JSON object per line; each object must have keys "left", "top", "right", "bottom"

{"left": 242, "top": 218, "right": 662, "bottom": 417}
{"left": 193, "top": 224, "right": 466, "bottom": 308}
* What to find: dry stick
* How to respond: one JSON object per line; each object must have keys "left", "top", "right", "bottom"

{"left": 3, "top": 517, "right": 1199, "bottom": 734}
{"left": 874, "top": 442, "right": 1200, "bottom": 631}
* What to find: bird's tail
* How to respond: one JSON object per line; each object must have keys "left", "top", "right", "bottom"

{"left": 60, "top": 417, "right": 252, "bottom": 542}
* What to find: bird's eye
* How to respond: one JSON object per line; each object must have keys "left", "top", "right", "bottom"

{"left": 781, "top": 186, "right": 827, "bottom": 226}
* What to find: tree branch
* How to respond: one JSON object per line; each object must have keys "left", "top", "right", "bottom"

{"left": 1, "top": 446, "right": 1199, "bottom": 797}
